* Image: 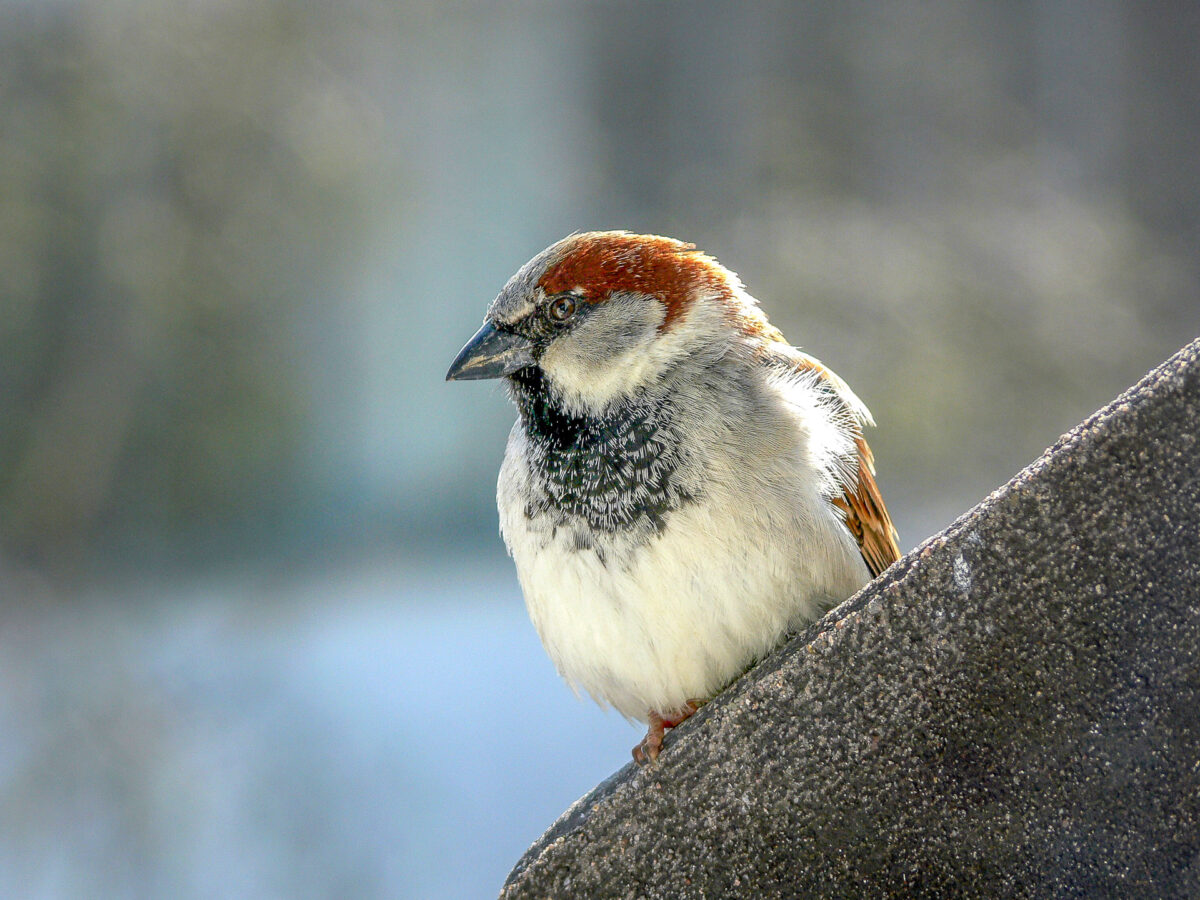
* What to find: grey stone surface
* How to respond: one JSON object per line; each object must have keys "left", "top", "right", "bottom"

{"left": 500, "top": 338, "right": 1200, "bottom": 900}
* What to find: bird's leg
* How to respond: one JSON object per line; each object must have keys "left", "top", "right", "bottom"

{"left": 660, "top": 701, "right": 700, "bottom": 729}
{"left": 632, "top": 700, "right": 700, "bottom": 765}
{"left": 632, "top": 712, "right": 666, "bottom": 766}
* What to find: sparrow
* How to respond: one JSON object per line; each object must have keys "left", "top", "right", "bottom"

{"left": 447, "top": 231, "right": 899, "bottom": 763}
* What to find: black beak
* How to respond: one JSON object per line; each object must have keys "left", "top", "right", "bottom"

{"left": 445, "top": 321, "right": 536, "bottom": 381}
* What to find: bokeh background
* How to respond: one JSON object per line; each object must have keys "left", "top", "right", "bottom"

{"left": 2, "top": 1, "right": 1198, "bottom": 896}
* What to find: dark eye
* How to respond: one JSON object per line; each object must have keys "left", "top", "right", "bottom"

{"left": 547, "top": 295, "right": 577, "bottom": 322}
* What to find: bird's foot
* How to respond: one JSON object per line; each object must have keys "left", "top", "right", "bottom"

{"left": 632, "top": 700, "right": 700, "bottom": 765}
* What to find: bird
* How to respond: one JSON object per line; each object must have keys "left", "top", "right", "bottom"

{"left": 446, "top": 231, "right": 899, "bottom": 763}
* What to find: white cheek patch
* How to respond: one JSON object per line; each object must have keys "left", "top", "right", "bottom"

{"left": 536, "top": 294, "right": 658, "bottom": 412}
{"left": 541, "top": 338, "right": 661, "bottom": 412}
{"left": 540, "top": 289, "right": 732, "bottom": 415}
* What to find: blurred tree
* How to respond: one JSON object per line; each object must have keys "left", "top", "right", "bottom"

{"left": 0, "top": 2, "right": 397, "bottom": 572}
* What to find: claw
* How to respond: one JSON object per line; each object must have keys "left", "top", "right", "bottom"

{"left": 632, "top": 701, "right": 700, "bottom": 765}
{"left": 633, "top": 714, "right": 665, "bottom": 765}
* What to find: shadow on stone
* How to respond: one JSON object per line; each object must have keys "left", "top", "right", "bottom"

{"left": 501, "top": 337, "right": 1200, "bottom": 900}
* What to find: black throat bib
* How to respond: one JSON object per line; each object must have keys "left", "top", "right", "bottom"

{"left": 509, "top": 369, "right": 695, "bottom": 537}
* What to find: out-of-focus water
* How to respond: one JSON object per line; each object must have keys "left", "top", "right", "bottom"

{"left": 0, "top": 559, "right": 641, "bottom": 899}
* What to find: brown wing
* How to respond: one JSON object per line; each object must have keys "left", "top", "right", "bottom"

{"left": 780, "top": 349, "right": 901, "bottom": 578}
{"left": 830, "top": 436, "right": 900, "bottom": 577}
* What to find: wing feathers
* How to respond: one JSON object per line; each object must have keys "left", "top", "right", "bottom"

{"left": 777, "top": 349, "right": 901, "bottom": 578}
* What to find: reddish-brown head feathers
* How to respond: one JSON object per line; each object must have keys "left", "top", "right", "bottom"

{"left": 537, "top": 232, "right": 736, "bottom": 332}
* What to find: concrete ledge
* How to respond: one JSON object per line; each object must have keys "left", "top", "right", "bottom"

{"left": 500, "top": 337, "right": 1200, "bottom": 899}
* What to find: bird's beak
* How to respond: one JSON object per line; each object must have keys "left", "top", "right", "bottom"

{"left": 445, "top": 321, "right": 536, "bottom": 381}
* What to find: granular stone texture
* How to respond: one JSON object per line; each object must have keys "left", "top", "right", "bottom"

{"left": 500, "top": 338, "right": 1200, "bottom": 899}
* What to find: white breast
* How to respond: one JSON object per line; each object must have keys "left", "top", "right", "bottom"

{"left": 496, "top": 377, "right": 870, "bottom": 723}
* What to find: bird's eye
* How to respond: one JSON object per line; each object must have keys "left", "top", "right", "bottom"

{"left": 547, "top": 295, "right": 577, "bottom": 322}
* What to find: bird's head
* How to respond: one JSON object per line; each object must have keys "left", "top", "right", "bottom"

{"left": 446, "top": 231, "right": 780, "bottom": 414}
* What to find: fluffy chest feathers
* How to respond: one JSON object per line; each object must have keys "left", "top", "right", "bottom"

{"left": 508, "top": 368, "right": 695, "bottom": 547}
{"left": 496, "top": 355, "right": 870, "bottom": 721}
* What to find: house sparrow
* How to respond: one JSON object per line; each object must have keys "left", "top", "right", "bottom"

{"left": 447, "top": 231, "right": 899, "bottom": 763}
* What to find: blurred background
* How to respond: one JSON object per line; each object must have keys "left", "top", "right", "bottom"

{"left": 1, "top": 0, "right": 1198, "bottom": 896}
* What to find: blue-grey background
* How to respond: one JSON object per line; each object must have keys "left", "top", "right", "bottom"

{"left": 2, "top": 2, "right": 1198, "bottom": 897}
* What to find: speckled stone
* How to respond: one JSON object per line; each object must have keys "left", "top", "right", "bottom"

{"left": 500, "top": 338, "right": 1200, "bottom": 900}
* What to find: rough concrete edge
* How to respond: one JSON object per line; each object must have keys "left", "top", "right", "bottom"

{"left": 502, "top": 336, "right": 1200, "bottom": 891}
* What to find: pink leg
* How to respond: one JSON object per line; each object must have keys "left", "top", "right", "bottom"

{"left": 632, "top": 700, "right": 700, "bottom": 765}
